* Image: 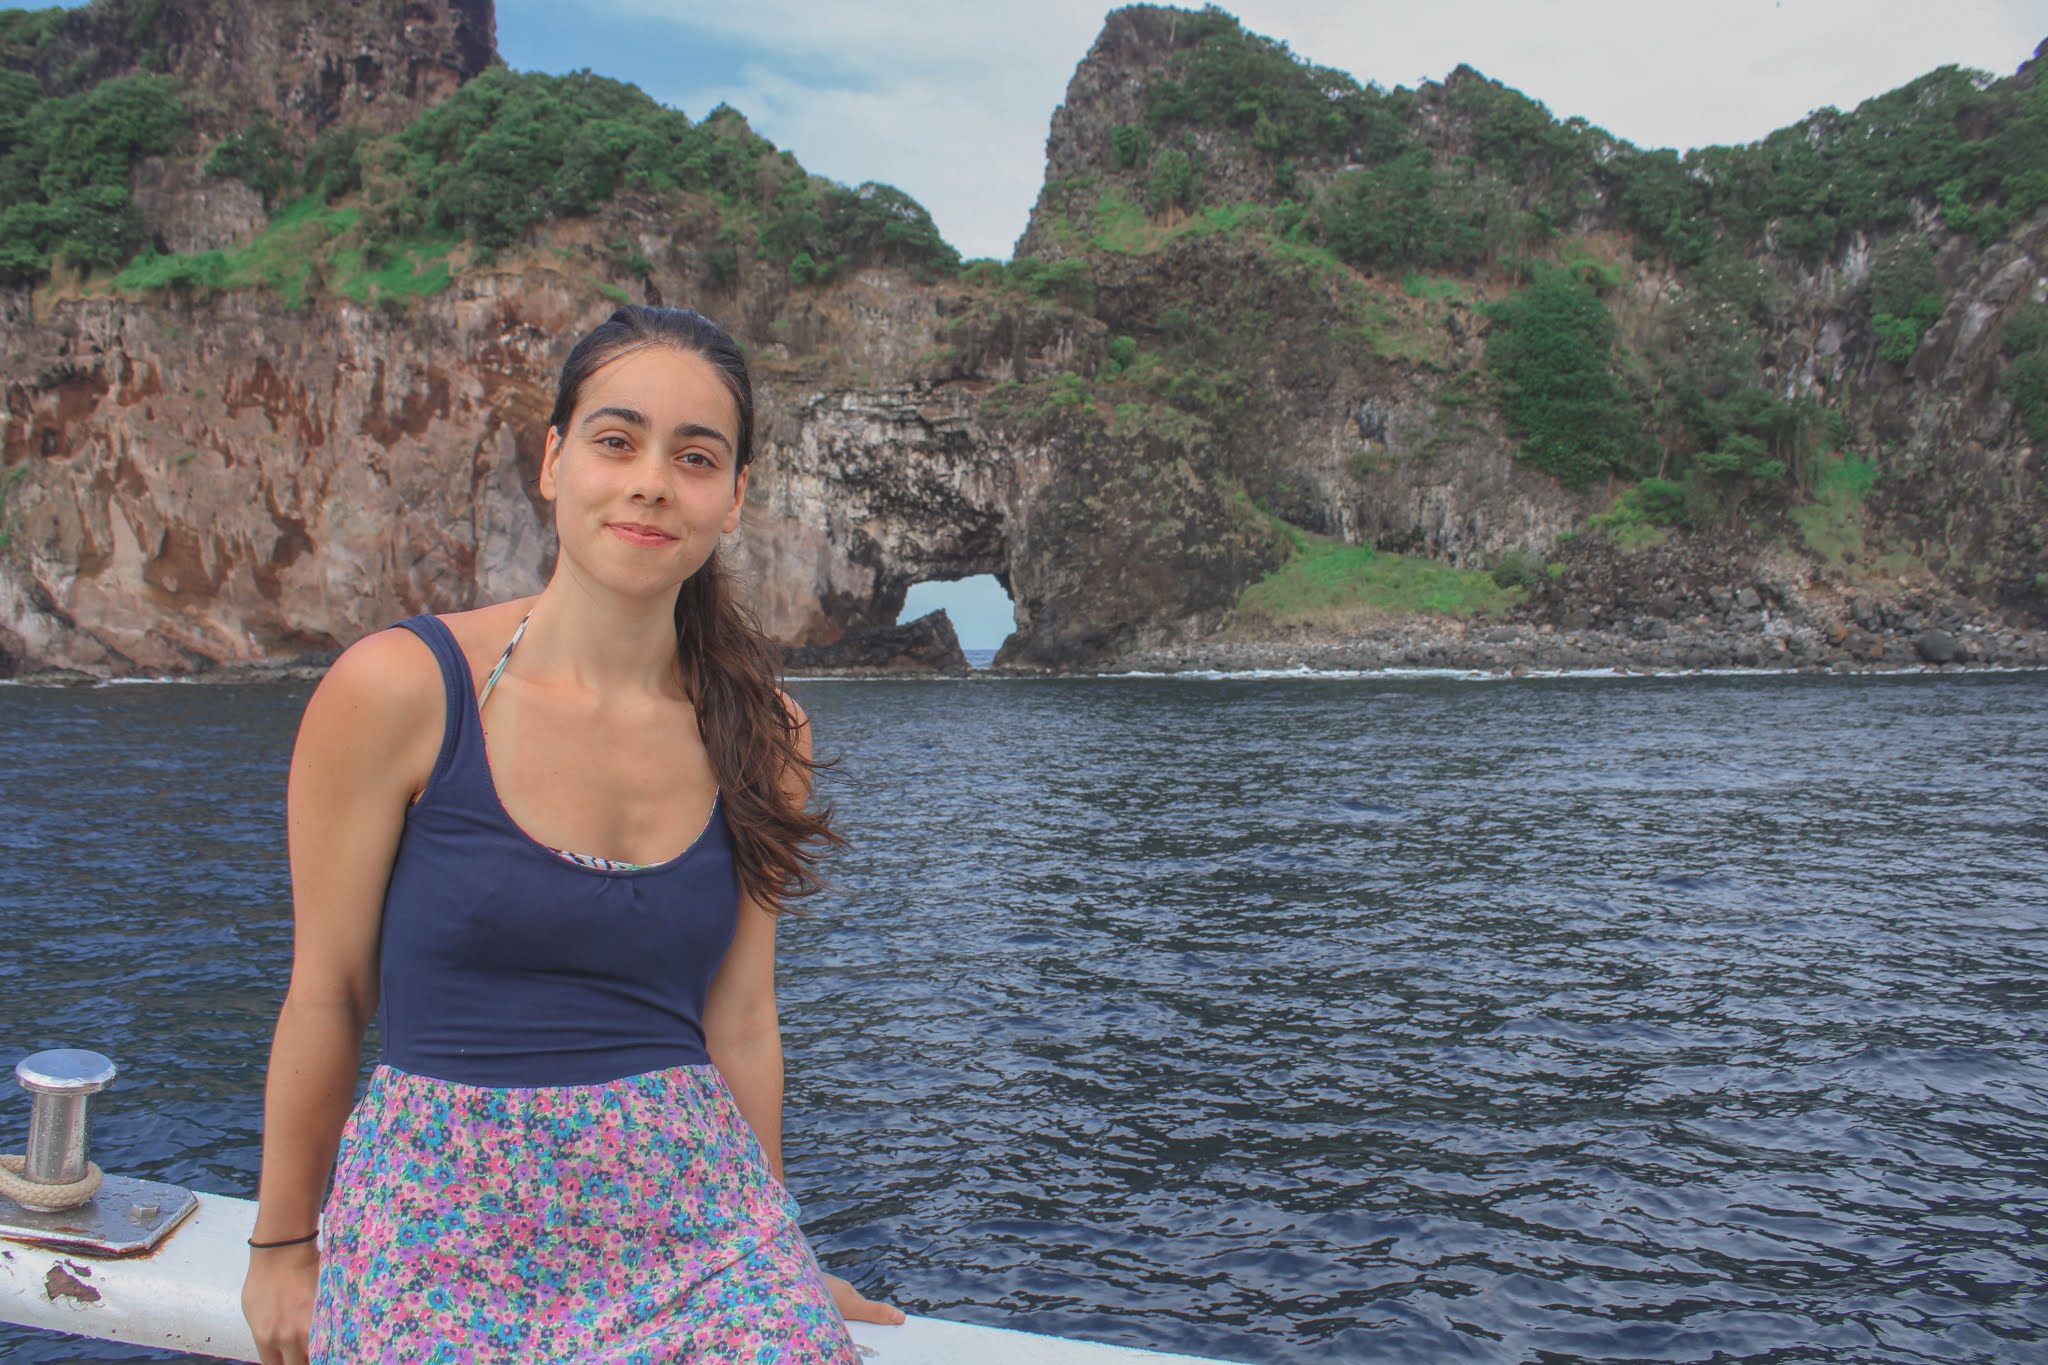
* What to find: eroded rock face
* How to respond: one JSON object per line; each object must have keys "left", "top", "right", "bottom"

{"left": 11, "top": 0, "right": 496, "bottom": 139}
{"left": 738, "top": 381, "right": 1004, "bottom": 646}
{"left": 130, "top": 157, "right": 271, "bottom": 257}
{"left": 0, "top": 251, "right": 1283, "bottom": 675}
{"left": 2, "top": 275, "right": 569, "bottom": 672}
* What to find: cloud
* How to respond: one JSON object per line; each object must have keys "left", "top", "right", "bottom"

{"left": 532, "top": 1, "right": 2048, "bottom": 261}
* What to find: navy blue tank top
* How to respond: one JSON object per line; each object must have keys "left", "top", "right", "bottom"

{"left": 374, "top": 613, "right": 741, "bottom": 1087}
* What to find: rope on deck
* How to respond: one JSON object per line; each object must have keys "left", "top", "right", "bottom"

{"left": 0, "top": 1152, "right": 103, "bottom": 1210}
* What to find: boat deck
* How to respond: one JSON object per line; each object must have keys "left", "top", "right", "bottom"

{"left": 0, "top": 1191, "right": 1243, "bottom": 1363}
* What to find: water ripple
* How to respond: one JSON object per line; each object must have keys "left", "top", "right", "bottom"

{"left": 2, "top": 672, "right": 2045, "bottom": 1362}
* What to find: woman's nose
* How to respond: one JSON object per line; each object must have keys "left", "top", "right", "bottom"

{"left": 626, "top": 451, "right": 671, "bottom": 502}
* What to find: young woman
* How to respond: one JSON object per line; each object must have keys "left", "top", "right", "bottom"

{"left": 240, "top": 306, "right": 901, "bottom": 1363}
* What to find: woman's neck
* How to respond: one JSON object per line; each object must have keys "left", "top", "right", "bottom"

{"left": 514, "top": 574, "right": 684, "bottom": 701}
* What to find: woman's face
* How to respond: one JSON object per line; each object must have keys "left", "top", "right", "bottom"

{"left": 538, "top": 344, "right": 748, "bottom": 601}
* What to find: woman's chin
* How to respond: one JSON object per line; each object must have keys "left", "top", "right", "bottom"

{"left": 554, "top": 547, "right": 710, "bottom": 602}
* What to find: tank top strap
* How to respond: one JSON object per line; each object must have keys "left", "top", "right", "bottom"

{"left": 391, "top": 613, "right": 482, "bottom": 804}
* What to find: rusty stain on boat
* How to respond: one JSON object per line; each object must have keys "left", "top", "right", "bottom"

{"left": 44, "top": 1258, "right": 102, "bottom": 1304}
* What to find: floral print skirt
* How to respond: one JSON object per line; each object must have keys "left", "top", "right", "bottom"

{"left": 308, "top": 1062, "right": 859, "bottom": 1363}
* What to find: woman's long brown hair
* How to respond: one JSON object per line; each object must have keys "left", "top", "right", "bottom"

{"left": 547, "top": 305, "right": 844, "bottom": 914}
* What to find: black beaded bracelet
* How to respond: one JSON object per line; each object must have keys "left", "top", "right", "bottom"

{"left": 247, "top": 1230, "right": 320, "bottom": 1249}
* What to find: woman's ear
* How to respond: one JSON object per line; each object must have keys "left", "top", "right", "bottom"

{"left": 538, "top": 425, "right": 562, "bottom": 501}
{"left": 721, "top": 464, "right": 749, "bottom": 535}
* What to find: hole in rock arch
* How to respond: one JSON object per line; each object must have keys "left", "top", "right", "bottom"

{"left": 897, "top": 574, "right": 1015, "bottom": 669}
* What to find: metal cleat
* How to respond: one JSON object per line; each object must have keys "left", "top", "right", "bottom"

{"left": 0, "top": 1050, "right": 196, "bottom": 1255}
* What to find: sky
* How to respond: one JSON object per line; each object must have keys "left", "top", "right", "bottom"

{"left": 496, "top": 0, "right": 2048, "bottom": 262}
{"left": 899, "top": 575, "right": 1016, "bottom": 653}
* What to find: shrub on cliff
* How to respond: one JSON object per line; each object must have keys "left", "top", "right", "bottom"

{"left": 1316, "top": 148, "right": 1485, "bottom": 273}
{"left": 1444, "top": 74, "right": 1602, "bottom": 226}
{"left": 2002, "top": 350, "right": 2048, "bottom": 441}
{"left": 1867, "top": 239, "right": 1946, "bottom": 364}
{"left": 0, "top": 8, "right": 66, "bottom": 54}
{"left": 1586, "top": 480, "right": 1689, "bottom": 548}
{"left": 396, "top": 67, "right": 673, "bottom": 247}
{"left": 1679, "top": 387, "right": 1811, "bottom": 486}
{"left": 204, "top": 114, "right": 290, "bottom": 206}
{"left": 0, "top": 71, "right": 186, "bottom": 281}
{"left": 364, "top": 67, "right": 956, "bottom": 279}
{"left": 762, "top": 178, "right": 958, "bottom": 284}
{"left": 1109, "top": 123, "right": 1149, "bottom": 170}
{"left": 1609, "top": 147, "right": 1713, "bottom": 266}
{"left": 1483, "top": 266, "right": 1638, "bottom": 487}
{"left": 2002, "top": 302, "right": 2048, "bottom": 440}
{"left": 1935, "top": 66, "right": 2048, "bottom": 243}
{"left": 1142, "top": 4, "right": 1411, "bottom": 164}
{"left": 1145, "top": 147, "right": 1200, "bottom": 214}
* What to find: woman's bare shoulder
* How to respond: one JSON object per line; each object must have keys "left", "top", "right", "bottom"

{"left": 300, "top": 624, "right": 444, "bottom": 756}
{"left": 286, "top": 623, "right": 455, "bottom": 809}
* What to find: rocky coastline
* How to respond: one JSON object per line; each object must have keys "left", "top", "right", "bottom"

{"left": 20, "top": 601, "right": 2040, "bottom": 686}
{"left": 1102, "top": 616, "right": 2048, "bottom": 678}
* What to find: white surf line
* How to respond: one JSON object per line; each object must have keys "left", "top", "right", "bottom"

{"left": 0, "top": 1190, "right": 1245, "bottom": 1364}
{"left": 16, "top": 662, "right": 2044, "bottom": 688}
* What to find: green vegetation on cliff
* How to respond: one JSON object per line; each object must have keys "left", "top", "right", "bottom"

{"left": 0, "top": 69, "right": 184, "bottom": 280}
{"left": 1789, "top": 451, "right": 1879, "bottom": 568}
{"left": 1126, "top": 6, "right": 2048, "bottom": 273}
{"left": 353, "top": 67, "right": 954, "bottom": 282}
{"left": 1232, "top": 523, "right": 1522, "bottom": 630}
{"left": 1317, "top": 148, "right": 1486, "bottom": 275}
{"left": 1482, "top": 266, "right": 1636, "bottom": 487}
{"left": 2000, "top": 301, "right": 2048, "bottom": 439}
{"left": 1045, "top": 5, "right": 2035, "bottom": 553}
{"left": 1141, "top": 6, "right": 1411, "bottom": 163}
{"left": 0, "top": 8, "right": 66, "bottom": 53}
{"left": 1867, "top": 239, "right": 1947, "bottom": 363}
{"left": 108, "top": 195, "right": 457, "bottom": 309}
{"left": 0, "top": 15, "right": 957, "bottom": 296}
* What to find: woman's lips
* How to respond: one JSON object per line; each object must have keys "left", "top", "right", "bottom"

{"left": 607, "top": 522, "right": 676, "bottom": 547}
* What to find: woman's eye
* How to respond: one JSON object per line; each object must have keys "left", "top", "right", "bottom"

{"left": 598, "top": 435, "right": 631, "bottom": 452}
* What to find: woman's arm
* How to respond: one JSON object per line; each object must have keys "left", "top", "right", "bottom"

{"left": 700, "top": 694, "right": 903, "bottom": 1327}
{"left": 703, "top": 894, "right": 790, "bottom": 1175}
{"left": 241, "top": 629, "right": 442, "bottom": 1365}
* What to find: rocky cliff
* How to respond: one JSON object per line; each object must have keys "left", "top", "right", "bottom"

{"left": 3, "top": 0, "right": 2044, "bottom": 679}
{"left": 6, "top": 0, "right": 492, "bottom": 137}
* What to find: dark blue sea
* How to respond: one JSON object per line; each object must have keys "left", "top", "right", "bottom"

{"left": 3, "top": 668, "right": 2046, "bottom": 1363}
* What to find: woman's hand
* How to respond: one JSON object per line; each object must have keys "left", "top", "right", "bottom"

{"left": 824, "top": 1270, "right": 906, "bottom": 1326}
{"left": 242, "top": 1242, "right": 322, "bottom": 1365}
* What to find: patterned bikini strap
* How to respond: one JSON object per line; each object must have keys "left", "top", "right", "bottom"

{"left": 477, "top": 609, "right": 533, "bottom": 714}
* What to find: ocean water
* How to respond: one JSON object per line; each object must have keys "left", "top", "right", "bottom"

{"left": 2, "top": 669, "right": 2045, "bottom": 1363}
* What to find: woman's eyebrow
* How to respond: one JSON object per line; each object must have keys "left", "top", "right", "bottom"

{"left": 579, "top": 408, "right": 731, "bottom": 451}
{"left": 581, "top": 405, "right": 647, "bottom": 430}
{"left": 669, "top": 422, "right": 733, "bottom": 452}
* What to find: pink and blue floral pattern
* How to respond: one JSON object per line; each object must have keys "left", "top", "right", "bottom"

{"left": 309, "top": 1062, "right": 859, "bottom": 1363}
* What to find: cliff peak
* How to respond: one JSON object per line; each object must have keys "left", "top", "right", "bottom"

{"left": 2, "top": 0, "right": 496, "bottom": 136}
